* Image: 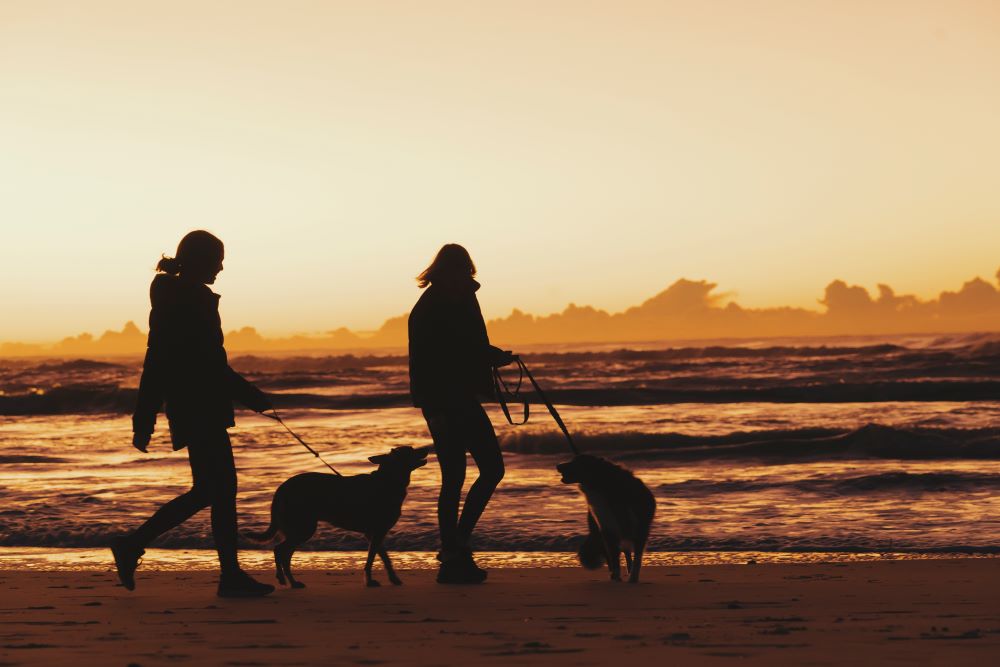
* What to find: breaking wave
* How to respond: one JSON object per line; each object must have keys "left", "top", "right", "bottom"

{"left": 657, "top": 471, "right": 1000, "bottom": 495}
{"left": 6, "top": 381, "right": 1000, "bottom": 416}
{"left": 500, "top": 424, "right": 1000, "bottom": 460}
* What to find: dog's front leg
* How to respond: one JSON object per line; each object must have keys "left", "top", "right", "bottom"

{"left": 364, "top": 537, "right": 380, "bottom": 587}
{"left": 376, "top": 541, "right": 402, "bottom": 586}
{"left": 603, "top": 533, "right": 622, "bottom": 582}
{"left": 628, "top": 544, "right": 644, "bottom": 584}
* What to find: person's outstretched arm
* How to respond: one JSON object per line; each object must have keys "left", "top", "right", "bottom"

{"left": 227, "top": 366, "right": 273, "bottom": 413}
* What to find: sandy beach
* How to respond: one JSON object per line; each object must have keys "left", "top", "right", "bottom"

{"left": 0, "top": 559, "right": 997, "bottom": 666}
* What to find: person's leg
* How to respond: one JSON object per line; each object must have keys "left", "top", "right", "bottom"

{"left": 455, "top": 404, "right": 505, "bottom": 543}
{"left": 424, "top": 408, "right": 467, "bottom": 553}
{"left": 127, "top": 444, "right": 214, "bottom": 549}
{"left": 112, "top": 435, "right": 213, "bottom": 590}
{"left": 187, "top": 432, "right": 239, "bottom": 574}
{"left": 189, "top": 432, "right": 273, "bottom": 597}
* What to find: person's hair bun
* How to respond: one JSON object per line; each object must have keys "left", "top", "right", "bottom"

{"left": 156, "top": 255, "right": 182, "bottom": 275}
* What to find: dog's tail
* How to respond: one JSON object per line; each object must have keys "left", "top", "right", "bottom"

{"left": 244, "top": 492, "right": 284, "bottom": 543}
{"left": 244, "top": 497, "right": 282, "bottom": 543}
{"left": 577, "top": 531, "right": 606, "bottom": 570}
{"left": 244, "top": 521, "right": 280, "bottom": 543}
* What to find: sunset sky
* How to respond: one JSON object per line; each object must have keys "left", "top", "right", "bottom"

{"left": 2, "top": 1, "right": 999, "bottom": 341}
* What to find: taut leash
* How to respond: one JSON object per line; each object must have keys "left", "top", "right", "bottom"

{"left": 494, "top": 357, "right": 580, "bottom": 456}
{"left": 263, "top": 408, "right": 342, "bottom": 476}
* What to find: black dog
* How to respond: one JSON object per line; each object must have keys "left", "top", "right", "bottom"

{"left": 249, "top": 446, "right": 429, "bottom": 588}
{"left": 556, "top": 455, "right": 656, "bottom": 583}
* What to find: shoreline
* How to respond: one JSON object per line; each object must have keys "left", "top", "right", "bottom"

{"left": 0, "top": 547, "right": 996, "bottom": 572}
{"left": 1, "top": 560, "right": 997, "bottom": 665}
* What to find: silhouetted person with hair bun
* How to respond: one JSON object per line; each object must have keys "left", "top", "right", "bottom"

{"left": 111, "top": 230, "right": 275, "bottom": 597}
{"left": 409, "top": 244, "right": 515, "bottom": 584}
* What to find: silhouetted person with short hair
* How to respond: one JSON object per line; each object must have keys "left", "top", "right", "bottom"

{"left": 408, "top": 244, "right": 514, "bottom": 584}
{"left": 111, "top": 230, "right": 275, "bottom": 597}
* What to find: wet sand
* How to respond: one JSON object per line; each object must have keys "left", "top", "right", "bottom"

{"left": 0, "top": 560, "right": 997, "bottom": 665}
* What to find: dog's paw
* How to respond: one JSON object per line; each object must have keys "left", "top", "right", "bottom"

{"left": 366, "top": 579, "right": 381, "bottom": 588}
{"left": 610, "top": 574, "right": 623, "bottom": 582}
{"left": 389, "top": 576, "right": 403, "bottom": 586}
{"left": 291, "top": 581, "right": 306, "bottom": 589}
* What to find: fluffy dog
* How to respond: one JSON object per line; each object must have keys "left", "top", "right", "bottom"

{"left": 556, "top": 454, "right": 656, "bottom": 583}
{"left": 249, "top": 445, "right": 429, "bottom": 588}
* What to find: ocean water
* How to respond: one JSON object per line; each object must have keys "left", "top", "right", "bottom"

{"left": 2, "top": 333, "right": 999, "bottom": 568}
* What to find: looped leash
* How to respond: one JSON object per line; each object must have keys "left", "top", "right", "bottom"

{"left": 492, "top": 360, "right": 528, "bottom": 425}
{"left": 494, "top": 357, "right": 580, "bottom": 456}
{"left": 263, "top": 408, "right": 342, "bottom": 476}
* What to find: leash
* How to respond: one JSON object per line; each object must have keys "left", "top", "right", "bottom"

{"left": 263, "top": 408, "right": 343, "bottom": 476}
{"left": 494, "top": 357, "right": 580, "bottom": 456}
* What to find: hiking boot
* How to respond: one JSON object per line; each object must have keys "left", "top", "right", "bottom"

{"left": 217, "top": 570, "right": 275, "bottom": 598}
{"left": 110, "top": 536, "right": 144, "bottom": 591}
{"left": 436, "top": 553, "right": 488, "bottom": 585}
{"left": 461, "top": 550, "right": 488, "bottom": 580}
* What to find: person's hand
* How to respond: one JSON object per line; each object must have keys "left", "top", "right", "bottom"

{"left": 132, "top": 432, "right": 151, "bottom": 453}
{"left": 496, "top": 350, "right": 517, "bottom": 367}
{"left": 253, "top": 388, "right": 273, "bottom": 414}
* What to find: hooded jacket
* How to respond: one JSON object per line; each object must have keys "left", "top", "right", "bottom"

{"left": 408, "top": 277, "right": 506, "bottom": 408}
{"left": 132, "top": 274, "right": 270, "bottom": 448}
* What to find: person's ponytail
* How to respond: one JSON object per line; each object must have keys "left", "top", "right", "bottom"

{"left": 156, "top": 255, "right": 182, "bottom": 275}
{"left": 155, "top": 230, "right": 224, "bottom": 277}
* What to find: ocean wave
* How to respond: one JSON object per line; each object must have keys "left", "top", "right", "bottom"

{"left": 657, "top": 471, "right": 1000, "bottom": 495}
{"left": 0, "top": 385, "right": 137, "bottom": 415}
{"left": 7, "top": 379, "right": 1000, "bottom": 416}
{"left": 537, "top": 381, "right": 1000, "bottom": 405}
{"left": 500, "top": 424, "right": 1000, "bottom": 460}
{"left": 226, "top": 344, "right": 911, "bottom": 367}
{"left": 522, "top": 343, "right": 909, "bottom": 362}
{"left": 6, "top": 334, "right": 1000, "bottom": 413}
{"left": 926, "top": 332, "right": 1000, "bottom": 349}
{"left": 31, "top": 359, "right": 128, "bottom": 372}
{"left": 0, "top": 455, "right": 73, "bottom": 464}
{"left": 0, "top": 385, "right": 421, "bottom": 415}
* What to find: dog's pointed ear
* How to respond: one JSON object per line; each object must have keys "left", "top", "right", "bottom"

{"left": 368, "top": 454, "right": 390, "bottom": 465}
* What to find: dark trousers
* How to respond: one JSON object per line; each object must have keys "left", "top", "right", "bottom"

{"left": 130, "top": 431, "right": 239, "bottom": 572}
{"left": 422, "top": 402, "right": 505, "bottom": 552}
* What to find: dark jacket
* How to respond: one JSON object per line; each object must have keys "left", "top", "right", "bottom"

{"left": 132, "top": 274, "right": 270, "bottom": 449}
{"left": 408, "top": 278, "right": 506, "bottom": 408}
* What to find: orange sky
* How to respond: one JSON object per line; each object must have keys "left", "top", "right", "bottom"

{"left": 2, "top": 1, "right": 999, "bottom": 341}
